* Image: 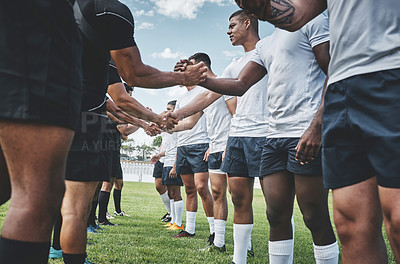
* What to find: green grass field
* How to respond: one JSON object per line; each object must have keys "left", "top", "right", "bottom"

{"left": 0, "top": 182, "right": 396, "bottom": 263}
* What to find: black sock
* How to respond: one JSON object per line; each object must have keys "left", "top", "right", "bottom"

{"left": 52, "top": 212, "right": 62, "bottom": 250}
{"left": 0, "top": 237, "right": 50, "bottom": 264}
{"left": 98, "top": 191, "right": 110, "bottom": 223}
{"left": 62, "top": 252, "right": 87, "bottom": 264}
{"left": 87, "top": 201, "right": 98, "bottom": 227}
{"left": 113, "top": 189, "right": 122, "bottom": 213}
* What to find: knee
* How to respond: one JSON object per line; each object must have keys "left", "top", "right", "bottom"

{"left": 185, "top": 186, "right": 197, "bottom": 197}
{"left": 196, "top": 184, "right": 210, "bottom": 198}
{"left": 231, "top": 193, "right": 249, "bottom": 209}
{"left": 211, "top": 188, "right": 225, "bottom": 202}
{"left": 266, "top": 206, "right": 291, "bottom": 227}
{"left": 302, "top": 210, "right": 324, "bottom": 232}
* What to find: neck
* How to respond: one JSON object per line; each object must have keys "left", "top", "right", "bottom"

{"left": 242, "top": 32, "right": 260, "bottom": 52}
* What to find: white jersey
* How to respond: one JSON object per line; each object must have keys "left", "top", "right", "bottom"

{"left": 252, "top": 14, "right": 329, "bottom": 138}
{"left": 163, "top": 133, "right": 177, "bottom": 167}
{"left": 327, "top": 0, "right": 400, "bottom": 86}
{"left": 159, "top": 132, "right": 168, "bottom": 163}
{"left": 221, "top": 50, "right": 269, "bottom": 137}
{"left": 203, "top": 93, "right": 233, "bottom": 154}
{"left": 176, "top": 86, "right": 209, "bottom": 147}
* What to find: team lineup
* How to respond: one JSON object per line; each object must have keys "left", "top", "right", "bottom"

{"left": 0, "top": 0, "right": 399, "bottom": 264}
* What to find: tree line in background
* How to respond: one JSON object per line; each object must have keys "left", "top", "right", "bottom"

{"left": 120, "top": 136, "right": 162, "bottom": 161}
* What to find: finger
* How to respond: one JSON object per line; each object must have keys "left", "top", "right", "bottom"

{"left": 299, "top": 143, "right": 312, "bottom": 164}
{"left": 295, "top": 140, "right": 306, "bottom": 161}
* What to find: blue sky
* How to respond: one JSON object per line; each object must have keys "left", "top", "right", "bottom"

{"left": 119, "top": 0, "right": 275, "bottom": 144}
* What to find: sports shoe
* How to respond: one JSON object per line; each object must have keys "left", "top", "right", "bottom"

{"left": 93, "top": 224, "right": 104, "bottom": 230}
{"left": 168, "top": 224, "right": 184, "bottom": 230}
{"left": 161, "top": 213, "right": 171, "bottom": 222}
{"left": 247, "top": 247, "right": 255, "bottom": 258}
{"left": 106, "top": 212, "right": 115, "bottom": 220}
{"left": 197, "top": 243, "right": 226, "bottom": 253}
{"left": 207, "top": 233, "right": 215, "bottom": 245}
{"left": 98, "top": 219, "right": 118, "bottom": 226}
{"left": 87, "top": 225, "right": 99, "bottom": 234}
{"left": 172, "top": 230, "right": 195, "bottom": 238}
{"left": 164, "top": 222, "right": 173, "bottom": 227}
{"left": 114, "top": 211, "right": 130, "bottom": 217}
{"left": 48, "top": 247, "right": 62, "bottom": 259}
{"left": 84, "top": 257, "right": 94, "bottom": 264}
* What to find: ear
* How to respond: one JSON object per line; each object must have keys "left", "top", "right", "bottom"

{"left": 244, "top": 18, "right": 251, "bottom": 30}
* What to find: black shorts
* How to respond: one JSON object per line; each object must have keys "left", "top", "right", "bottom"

{"left": 260, "top": 138, "right": 322, "bottom": 177}
{"left": 221, "top": 137, "right": 265, "bottom": 178}
{"left": 162, "top": 166, "right": 184, "bottom": 186}
{"left": 0, "top": 0, "right": 82, "bottom": 130}
{"left": 105, "top": 151, "right": 122, "bottom": 181}
{"left": 322, "top": 68, "right": 400, "bottom": 189}
{"left": 176, "top": 143, "right": 209, "bottom": 175}
{"left": 65, "top": 150, "right": 109, "bottom": 182}
{"left": 153, "top": 161, "right": 164, "bottom": 178}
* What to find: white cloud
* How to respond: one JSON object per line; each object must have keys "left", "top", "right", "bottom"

{"left": 144, "top": 89, "right": 158, "bottom": 95}
{"left": 167, "top": 86, "right": 187, "bottom": 98}
{"left": 223, "top": 50, "right": 243, "bottom": 58}
{"left": 151, "top": 48, "right": 186, "bottom": 60}
{"left": 137, "top": 22, "right": 154, "bottom": 30}
{"left": 150, "top": 0, "right": 230, "bottom": 19}
{"left": 134, "top": 9, "right": 155, "bottom": 17}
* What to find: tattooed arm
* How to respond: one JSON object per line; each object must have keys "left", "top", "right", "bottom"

{"left": 235, "top": 0, "right": 326, "bottom": 31}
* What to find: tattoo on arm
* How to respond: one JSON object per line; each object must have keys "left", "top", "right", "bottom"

{"left": 269, "top": 0, "right": 295, "bottom": 25}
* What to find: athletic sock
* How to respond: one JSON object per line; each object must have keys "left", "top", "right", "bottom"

{"left": 248, "top": 232, "right": 252, "bottom": 251}
{"left": 160, "top": 191, "right": 171, "bottom": 214}
{"left": 269, "top": 239, "right": 294, "bottom": 264}
{"left": 185, "top": 211, "right": 197, "bottom": 234}
{"left": 174, "top": 200, "right": 184, "bottom": 227}
{"left": 313, "top": 241, "right": 339, "bottom": 264}
{"left": 213, "top": 219, "right": 226, "bottom": 247}
{"left": 207, "top": 217, "right": 215, "bottom": 234}
{"left": 62, "top": 252, "right": 87, "bottom": 264}
{"left": 98, "top": 191, "right": 110, "bottom": 223}
{"left": 233, "top": 224, "right": 253, "bottom": 264}
{"left": 113, "top": 189, "right": 122, "bottom": 213}
{"left": 87, "top": 201, "right": 97, "bottom": 227}
{"left": 169, "top": 199, "right": 175, "bottom": 224}
{"left": 52, "top": 212, "right": 62, "bottom": 250}
{"left": 0, "top": 237, "right": 50, "bottom": 264}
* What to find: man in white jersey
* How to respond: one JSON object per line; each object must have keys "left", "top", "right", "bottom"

{"left": 172, "top": 11, "right": 268, "bottom": 264}
{"left": 200, "top": 11, "right": 338, "bottom": 264}
{"left": 235, "top": 0, "right": 400, "bottom": 263}
{"left": 167, "top": 72, "right": 215, "bottom": 243}
{"left": 160, "top": 101, "right": 185, "bottom": 231}
{"left": 169, "top": 52, "right": 236, "bottom": 252}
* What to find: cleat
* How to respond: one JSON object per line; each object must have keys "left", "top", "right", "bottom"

{"left": 48, "top": 247, "right": 62, "bottom": 259}
{"left": 207, "top": 233, "right": 215, "bottom": 245}
{"left": 247, "top": 247, "right": 255, "bottom": 258}
{"left": 114, "top": 211, "right": 130, "bottom": 217}
{"left": 87, "top": 226, "right": 99, "bottom": 234}
{"left": 197, "top": 243, "right": 226, "bottom": 253}
{"left": 172, "top": 230, "right": 195, "bottom": 238}
{"left": 93, "top": 224, "right": 104, "bottom": 230}
{"left": 164, "top": 222, "right": 173, "bottom": 227}
{"left": 161, "top": 213, "right": 171, "bottom": 222}
{"left": 84, "top": 257, "right": 94, "bottom": 264}
{"left": 106, "top": 212, "right": 115, "bottom": 220}
{"left": 168, "top": 224, "right": 184, "bottom": 230}
{"left": 98, "top": 219, "right": 118, "bottom": 226}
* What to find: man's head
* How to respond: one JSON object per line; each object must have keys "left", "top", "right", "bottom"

{"left": 124, "top": 83, "right": 134, "bottom": 96}
{"left": 234, "top": 0, "right": 270, "bottom": 21}
{"left": 188, "top": 53, "right": 211, "bottom": 70}
{"left": 167, "top": 100, "right": 176, "bottom": 112}
{"left": 228, "top": 10, "right": 259, "bottom": 46}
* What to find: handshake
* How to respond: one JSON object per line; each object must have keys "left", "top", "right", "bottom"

{"left": 144, "top": 110, "right": 180, "bottom": 137}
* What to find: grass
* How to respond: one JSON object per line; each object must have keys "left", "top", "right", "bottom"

{"left": 0, "top": 182, "right": 396, "bottom": 263}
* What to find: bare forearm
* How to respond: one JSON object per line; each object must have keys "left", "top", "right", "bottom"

{"left": 174, "top": 92, "right": 221, "bottom": 120}
{"left": 201, "top": 77, "right": 248, "bottom": 96}
{"left": 114, "top": 96, "right": 161, "bottom": 125}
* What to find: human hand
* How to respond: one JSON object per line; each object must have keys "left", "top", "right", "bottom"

{"left": 145, "top": 122, "right": 162, "bottom": 136}
{"left": 183, "top": 62, "right": 207, "bottom": 86}
{"left": 160, "top": 115, "right": 178, "bottom": 130}
{"left": 203, "top": 148, "right": 210, "bottom": 162}
{"left": 174, "top": 59, "right": 192, "bottom": 72}
{"left": 169, "top": 167, "right": 177, "bottom": 179}
{"left": 295, "top": 122, "right": 321, "bottom": 165}
{"left": 150, "top": 154, "right": 160, "bottom": 164}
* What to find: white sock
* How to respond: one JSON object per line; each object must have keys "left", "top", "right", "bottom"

{"left": 185, "top": 211, "right": 196, "bottom": 234}
{"left": 214, "top": 219, "right": 226, "bottom": 247}
{"left": 174, "top": 200, "right": 184, "bottom": 227}
{"left": 233, "top": 224, "right": 253, "bottom": 264}
{"left": 269, "top": 239, "right": 294, "bottom": 264}
{"left": 207, "top": 217, "right": 215, "bottom": 234}
{"left": 160, "top": 191, "right": 171, "bottom": 213}
{"left": 169, "top": 199, "right": 175, "bottom": 224}
{"left": 290, "top": 216, "right": 295, "bottom": 263}
{"left": 248, "top": 231, "right": 252, "bottom": 251}
{"left": 314, "top": 241, "right": 339, "bottom": 264}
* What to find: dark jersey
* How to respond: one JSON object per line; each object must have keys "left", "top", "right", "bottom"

{"left": 77, "top": 0, "right": 136, "bottom": 113}
{"left": 108, "top": 60, "right": 121, "bottom": 86}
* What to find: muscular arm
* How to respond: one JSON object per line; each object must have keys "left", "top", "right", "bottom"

{"left": 117, "top": 124, "right": 139, "bottom": 137}
{"left": 168, "top": 112, "right": 203, "bottom": 133}
{"left": 110, "top": 47, "right": 206, "bottom": 88}
{"left": 236, "top": 0, "right": 326, "bottom": 31}
{"left": 201, "top": 61, "right": 266, "bottom": 96}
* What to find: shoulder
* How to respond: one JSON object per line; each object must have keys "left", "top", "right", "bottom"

{"left": 95, "top": 0, "right": 134, "bottom": 27}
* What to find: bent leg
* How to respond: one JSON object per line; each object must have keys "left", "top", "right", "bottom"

{"left": 333, "top": 177, "right": 387, "bottom": 264}
{"left": 194, "top": 172, "right": 214, "bottom": 217}
{"left": 210, "top": 172, "right": 228, "bottom": 220}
